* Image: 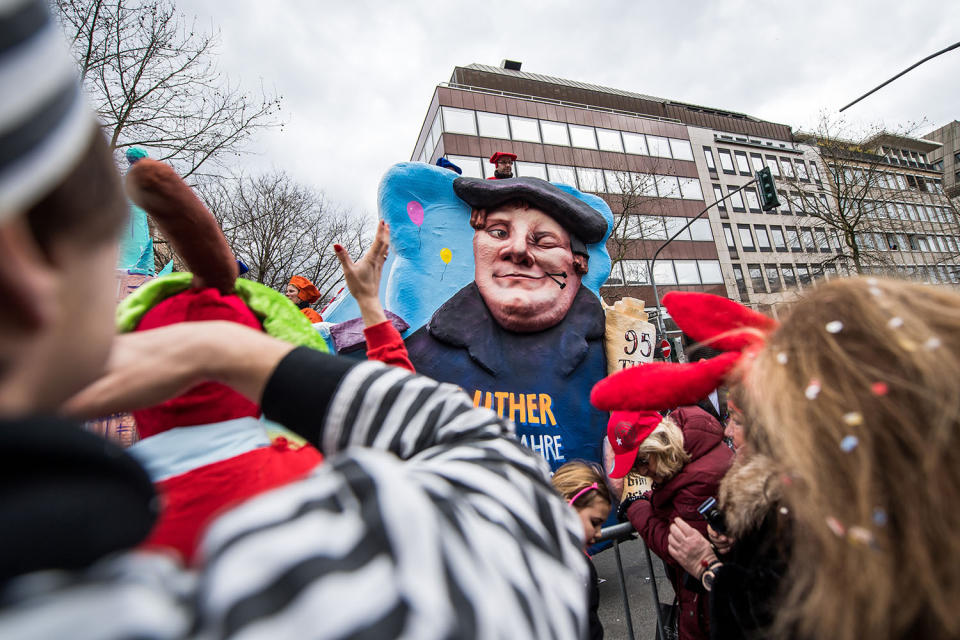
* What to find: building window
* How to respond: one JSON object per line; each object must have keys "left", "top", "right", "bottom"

{"left": 509, "top": 116, "right": 540, "bottom": 143}
{"left": 656, "top": 175, "right": 682, "bottom": 199}
{"left": 745, "top": 188, "right": 762, "bottom": 212}
{"left": 669, "top": 139, "right": 694, "bottom": 161}
{"left": 770, "top": 225, "right": 787, "bottom": 251}
{"left": 782, "top": 264, "right": 797, "bottom": 287}
{"left": 539, "top": 120, "right": 570, "bottom": 146}
{"left": 652, "top": 261, "right": 676, "bottom": 284}
{"left": 765, "top": 156, "right": 781, "bottom": 177}
{"left": 569, "top": 124, "right": 597, "bottom": 149}
{"left": 515, "top": 161, "right": 547, "bottom": 180}
{"left": 623, "top": 132, "right": 648, "bottom": 155}
{"left": 801, "top": 228, "right": 816, "bottom": 251}
{"left": 674, "top": 260, "right": 700, "bottom": 284}
{"left": 766, "top": 265, "right": 782, "bottom": 293}
{"left": 780, "top": 158, "right": 795, "bottom": 178}
{"left": 814, "top": 228, "right": 830, "bottom": 252}
{"left": 795, "top": 160, "right": 809, "bottom": 181}
{"left": 596, "top": 128, "right": 624, "bottom": 152}
{"left": 703, "top": 147, "right": 717, "bottom": 172}
{"left": 446, "top": 155, "right": 484, "bottom": 179}
{"left": 728, "top": 186, "right": 745, "bottom": 211}
{"left": 576, "top": 167, "right": 605, "bottom": 192}
{"left": 748, "top": 264, "right": 766, "bottom": 293}
{"left": 756, "top": 226, "right": 772, "bottom": 251}
{"left": 698, "top": 260, "right": 724, "bottom": 284}
{"left": 476, "top": 111, "right": 510, "bottom": 139}
{"left": 738, "top": 224, "right": 755, "bottom": 251}
{"left": 664, "top": 217, "right": 691, "bottom": 241}
{"left": 604, "top": 170, "right": 627, "bottom": 194}
{"left": 647, "top": 135, "right": 672, "bottom": 158}
{"left": 678, "top": 177, "right": 704, "bottom": 200}
{"left": 441, "top": 106, "right": 476, "bottom": 135}
{"left": 606, "top": 263, "right": 624, "bottom": 286}
{"left": 718, "top": 149, "right": 735, "bottom": 174}
{"left": 639, "top": 217, "right": 667, "bottom": 240}
{"left": 797, "top": 264, "right": 811, "bottom": 285}
{"left": 622, "top": 260, "right": 649, "bottom": 285}
{"left": 713, "top": 185, "right": 726, "bottom": 213}
{"left": 547, "top": 165, "right": 578, "bottom": 187}
{"left": 689, "top": 218, "right": 713, "bottom": 241}
{"left": 809, "top": 162, "right": 821, "bottom": 182}
{"left": 750, "top": 153, "right": 765, "bottom": 173}
{"left": 786, "top": 227, "right": 802, "bottom": 252}
{"left": 723, "top": 223, "right": 737, "bottom": 253}
{"left": 732, "top": 264, "right": 749, "bottom": 297}
{"left": 734, "top": 151, "right": 751, "bottom": 175}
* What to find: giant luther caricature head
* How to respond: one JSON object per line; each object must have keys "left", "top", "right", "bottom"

{"left": 453, "top": 177, "right": 607, "bottom": 333}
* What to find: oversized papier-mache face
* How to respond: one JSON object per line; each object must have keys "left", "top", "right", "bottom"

{"left": 472, "top": 203, "right": 581, "bottom": 333}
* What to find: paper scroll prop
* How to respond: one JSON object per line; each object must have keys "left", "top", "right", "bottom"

{"left": 603, "top": 297, "right": 656, "bottom": 374}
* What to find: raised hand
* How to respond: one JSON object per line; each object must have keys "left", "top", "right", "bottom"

{"left": 333, "top": 220, "right": 390, "bottom": 327}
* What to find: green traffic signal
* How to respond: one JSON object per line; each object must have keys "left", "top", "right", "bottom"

{"left": 756, "top": 167, "right": 781, "bottom": 211}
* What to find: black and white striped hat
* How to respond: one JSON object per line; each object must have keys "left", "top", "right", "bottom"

{"left": 0, "top": 0, "right": 93, "bottom": 221}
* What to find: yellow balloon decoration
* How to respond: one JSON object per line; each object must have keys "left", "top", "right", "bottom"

{"left": 440, "top": 248, "right": 452, "bottom": 264}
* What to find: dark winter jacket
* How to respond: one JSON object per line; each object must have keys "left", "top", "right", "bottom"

{"left": 626, "top": 405, "right": 733, "bottom": 640}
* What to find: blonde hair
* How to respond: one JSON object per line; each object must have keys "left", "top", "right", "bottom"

{"left": 551, "top": 461, "right": 612, "bottom": 509}
{"left": 743, "top": 277, "right": 960, "bottom": 640}
{"left": 635, "top": 416, "right": 690, "bottom": 480}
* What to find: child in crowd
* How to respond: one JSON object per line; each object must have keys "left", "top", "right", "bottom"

{"left": 552, "top": 461, "right": 612, "bottom": 640}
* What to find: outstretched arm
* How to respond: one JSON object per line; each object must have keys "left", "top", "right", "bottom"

{"left": 333, "top": 221, "right": 414, "bottom": 372}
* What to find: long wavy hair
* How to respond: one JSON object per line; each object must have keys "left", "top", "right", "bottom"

{"left": 742, "top": 277, "right": 960, "bottom": 640}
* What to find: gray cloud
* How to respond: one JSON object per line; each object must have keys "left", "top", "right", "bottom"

{"left": 177, "top": 0, "right": 960, "bottom": 218}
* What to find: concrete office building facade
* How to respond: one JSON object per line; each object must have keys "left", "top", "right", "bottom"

{"left": 923, "top": 121, "right": 960, "bottom": 200}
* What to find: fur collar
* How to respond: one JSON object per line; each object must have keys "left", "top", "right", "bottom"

{"left": 718, "top": 454, "right": 782, "bottom": 539}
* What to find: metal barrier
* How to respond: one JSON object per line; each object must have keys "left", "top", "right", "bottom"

{"left": 596, "top": 522, "right": 668, "bottom": 640}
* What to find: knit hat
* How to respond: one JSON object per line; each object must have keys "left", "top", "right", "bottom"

{"left": 607, "top": 410, "right": 666, "bottom": 478}
{"left": 0, "top": 0, "right": 94, "bottom": 221}
{"left": 289, "top": 275, "right": 321, "bottom": 304}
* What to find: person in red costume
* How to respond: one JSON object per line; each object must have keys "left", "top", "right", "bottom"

{"left": 120, "top": 159, "right": 327, "bottom": 564}
{"left": 334, "top": 220, "right": 414, "bottom": 372}
{"left": 286, "top": 275, "right": 323, "bottom": 323}
{"left": 488, "top": 151, "right": 516, "bottom": 179}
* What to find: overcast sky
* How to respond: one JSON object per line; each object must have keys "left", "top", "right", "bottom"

{"left": 177, "top": 0, "right": 960, "bottom": 220}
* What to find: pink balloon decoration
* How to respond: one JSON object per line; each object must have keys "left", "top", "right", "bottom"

{"left": 406, "top": 201, "right": 424, "bottom": 227}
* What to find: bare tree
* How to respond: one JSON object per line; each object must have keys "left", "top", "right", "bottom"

{"left": 54, "top": 0, "right": 281, "bottom": 179}
{"left": 200, "top": 172, "right": 373, "bottom": 307}
{"left": 789, "top": 114, "right": 960, "bottom": 276}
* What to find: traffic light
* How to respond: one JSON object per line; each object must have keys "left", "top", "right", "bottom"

{"left": 756, "top": 167, "right": 781, "bottom": 211}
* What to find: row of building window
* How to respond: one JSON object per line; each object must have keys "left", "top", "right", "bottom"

{"left": 612, "top": 215, "right": 713, "bottom": 242}
{"left": 723, "top": 222, "right": 842, "bottom": 255}
{"left": 426, "top": 106, "right": 697, "bottom": 160}
{"left": 837, "top": 167, "right": 944, "bottom": 194}
{"left": 859, "top": 200, "right": 958, "bottom": 225}
{"left": 605, "top": 259, "right": 724, "bottom": 286}
{"left": 710, "top": 183, "right": 831, "bottom": 217}
{"left": 734, "top": 260, "right": 959, "bottom": 298}
{"left": 444, "top": 155, "right": 705, "bottom": 200}
{"left": 703, "top": 146, "right": 821, "bottom": 183}
{"left": 855, "top": 231, "right": 960, "bottom": 254}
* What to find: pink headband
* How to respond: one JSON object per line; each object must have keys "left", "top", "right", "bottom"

{"left": 568, "top": 482, "right": 599, "bottom": 506}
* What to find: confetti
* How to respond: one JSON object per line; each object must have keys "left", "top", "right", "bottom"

{"left": 779, "top": 506, "right": 789, "bottom": 515}
{"left": 868, "top": 286, "right": 883, "bottom": 297}
{"left": 870, "top": 382, "right": 889, "bottom": 396}
{"left": 825, "top": 516, "right": 846, "bottom": 537}
{"left": 924, "top": 336, "right": 942, "bottom": 351}
{"left": 888, "top": 316, "right": 904, "bottom": 329}
{"left": 776, "top": 352, "right": 789, "bottom": 364}
{"left": 805, "top": 379, "right": 821, "bottom": 400}
{"left": 826, "top": 320, "right": 844, "bottom": 334}
{"left": 840, "top": 435, "right": 859, "bottom": 452}
{"left": 866, "top": 277, "right": 879, "bottom": 286}
{"left": 842, "top": 412, "right": 863, "bottom": 426}
{"left": 872, "top": 508, "right": 888, "bottom": 527}
{"left": 847, "top": 526, "right": 875, "bottom": 547}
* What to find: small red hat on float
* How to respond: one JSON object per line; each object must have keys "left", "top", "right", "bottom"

{"left": 607, "top": 410, "right": 666, "bottom": 478}
{"left": 489, "top": 151, "right": 517, "bottom": 164}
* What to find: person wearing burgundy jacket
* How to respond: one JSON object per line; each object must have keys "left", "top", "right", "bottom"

{"left": 607, "top": 406, "right": 733, "bottom": 640}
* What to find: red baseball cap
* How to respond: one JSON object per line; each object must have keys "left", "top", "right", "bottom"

{"left": 606, "top": 410, "right": 664, "bottom": 479}
{"left": 489, "top": 151, "right": 517, "bottom": 164}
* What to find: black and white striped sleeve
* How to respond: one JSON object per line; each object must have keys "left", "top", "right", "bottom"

{"left": 195, "top": 350, "right": 590, "bottom": 639}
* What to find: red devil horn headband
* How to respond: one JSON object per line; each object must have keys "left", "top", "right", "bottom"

{"left": 662, "top": 291, "right": 777, "bottom": 352}
{"left": 591, "top": 292, "right": 778, "bottom": 412}
{"left": 126, "top": 159, "right": 238, "bottom": 294}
